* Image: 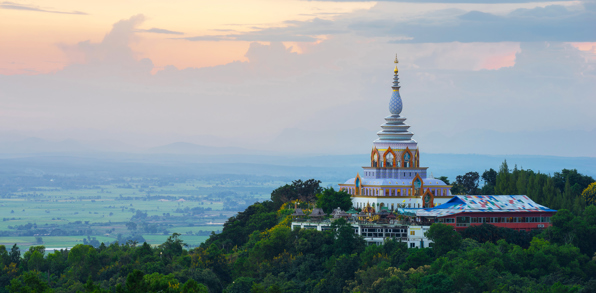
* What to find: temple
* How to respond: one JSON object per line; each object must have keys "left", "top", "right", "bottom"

{"left": 292, "top": 56, "right": 557, "bottom": 248}
{"left": 338, "top": 56, "right": 453, "bottom": 210}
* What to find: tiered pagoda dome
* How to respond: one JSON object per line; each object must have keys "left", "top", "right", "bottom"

{"left": 338, "top": 56, "right": 453, "bottom": 210}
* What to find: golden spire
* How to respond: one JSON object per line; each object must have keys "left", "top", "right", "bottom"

{"left": 394, "top": 54, "right": 399, "bottom": 74}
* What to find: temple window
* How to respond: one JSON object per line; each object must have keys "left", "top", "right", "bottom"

{"left": 386, "top": 153, "right": 394, "bottom": 167}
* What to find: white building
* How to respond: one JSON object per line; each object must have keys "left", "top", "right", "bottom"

{"left": 339, "top": 57, "right": 454, "bottom": 210}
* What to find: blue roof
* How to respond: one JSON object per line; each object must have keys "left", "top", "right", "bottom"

{"left": 417, "top": 195, "right": 557, "bottom": 217}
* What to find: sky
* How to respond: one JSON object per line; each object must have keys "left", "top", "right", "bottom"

{"left": 0, "top": 0, "right": 595, "bottom": 156}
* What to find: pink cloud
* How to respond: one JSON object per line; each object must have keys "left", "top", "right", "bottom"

{"left": 478, "top": 50, "right": 519, "bottom": 70}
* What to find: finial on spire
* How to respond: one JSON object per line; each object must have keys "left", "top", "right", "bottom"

{"left": 389, "top": 54, "right": 402, "bottom": 115}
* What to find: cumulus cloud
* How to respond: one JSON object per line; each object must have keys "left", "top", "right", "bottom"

{"left": 57, "top": 14, "right": 154, "bottom": 79}
{"left": 0, "top": 1, "right": 87, "bottom": 14}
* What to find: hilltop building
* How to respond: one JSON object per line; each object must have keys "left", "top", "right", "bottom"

{"left": 292, "top": 195, "right": 555, "bottom": 247}
{"left": 292, "top": 57, "right": 557, "bottom": 247}
{"left": 338, "top": 56, "right": 453, "bottom": 210}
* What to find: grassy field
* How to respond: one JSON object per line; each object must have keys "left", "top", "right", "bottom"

{"left": 0, "top": 179, "right": 283, "bottom": 250}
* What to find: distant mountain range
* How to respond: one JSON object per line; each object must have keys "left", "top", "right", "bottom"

{"left": 145, "top": 142, "right": 270, "bottom": 155}
{"left": 0, "top": 135, "right": 594, "bottom": 182}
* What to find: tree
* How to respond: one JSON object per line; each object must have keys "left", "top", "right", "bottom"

{"left": 482, "top": 169, "right": 497, "bottom": 187}
{"left": 582, "top": 182, "right": 596, "bottom": 206}
{"left": 27, "top": 250, "right": 45, "bottom": 272}
{"left": 554, "top": 169, "right": 595, "bottom": 192}
{"left": 437, "top": 176, "right": 451, "bottom": 185}
{"left": 452, "top": 172, "right": 480, "bottom": 195}
{"left": 331, "top": 218, "right": 365, "bottom": 256}
{"left": 417, "top": 273, "right": 454, "bottom": 293}
{"left": 227, "top": 277, "right": 255, "bottom": 293}
{"left": 316, "top": 187, "right": 352, "bottom": 214}
{"left": 425, "top": 223, "right": 462, "bottom": 256}
{"left": 0, "top": 245, "right": 9, "bottom": 267}
{"left": 496, "top": 160, "right": 511, "bottom": 195}
{"left": 126, "top": 222, "right": 137, "bottom": 231}
{"left": 8, "top": 271, "right": 53, "bottom": 293}
{"left": 67, "top": 244, "right": 99, "bottom": 282}
{"left": 159, "top": 233, "right": 186, "bottom": 260}
{"left": 481, "top": 168, "right": 497, "bottom": 195}
{"left": 517, "top": 170, "right": 528, "bottom": 195}
{"left": 271, "top": 179, "right": 322, "bottom": 209}
{"left": 181, "top": 279, "right": 208, "bottom": 293}
{"left": 9, "top": 243, "right": 20, "bottom": 266}
{"left": 124, "top": 270, "right": 148, "bottom": 293}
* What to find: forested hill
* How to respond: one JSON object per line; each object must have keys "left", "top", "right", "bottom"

{"left": 3, "top": 171, "right": 596, "bottom": 292}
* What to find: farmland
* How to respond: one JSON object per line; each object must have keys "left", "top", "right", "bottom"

{"left": 0, "top": 177, "right": 284, "bottom": 251}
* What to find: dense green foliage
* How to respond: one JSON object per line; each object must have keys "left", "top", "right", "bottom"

{"left": 270, "top": 179, "right": 322, "bottom": 210}
{"left": 3, "top": 174, "right": 596, "bottom": 292}
{"left": 316, "top": 188, "right": 352, "bottom": 214}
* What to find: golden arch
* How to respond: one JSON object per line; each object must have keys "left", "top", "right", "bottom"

{"left": 354, "top": 173, "right": 362, "bottom": 196}
{"left": 422, "top": 188, "right": 435, "bottom": 208}
{"left": 383, "top": 147, "right": 397, "bottom": 168}
{"left": 402, "top": 147, "right": 413, "bottom": 168}
{"left": 412, "top": 173, "right": 424, "bottom": 196}
{"left": 371, "top": 148, "right": 380, "bottom": 168}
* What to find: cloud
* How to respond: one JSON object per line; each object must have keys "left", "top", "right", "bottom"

{"left": 181, "top": 18, "right": 343, "bottom": 42}
{"left": 0, "top": 16, "right": 594, "bottom": 156}
{"left": 137, "top": 28, "right": 184, "bottom": 35}
{"left": 179, "top": 3, "right": 595, "bottom": 43}
{"left": 383, "top": 4, "right": 596, "bottom": 42}
{"left": 57, "top": 14, "right": 153, "bottom": 79}
{"left": 0, "top": 1, "right": 87, "bottom": 14}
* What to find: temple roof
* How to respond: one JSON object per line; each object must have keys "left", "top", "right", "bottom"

{"left": 375, "top": 58, "right": 416, "bottom": 144}
{"left": 416, "top": 195, "right": 557, "bottom": 217}
{"left": 310, "top": 208, "right": 326, "bottom": 217}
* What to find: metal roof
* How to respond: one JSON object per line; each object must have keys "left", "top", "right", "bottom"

{"left": 416, "top": 195, "right": 557, "bottom": 217}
